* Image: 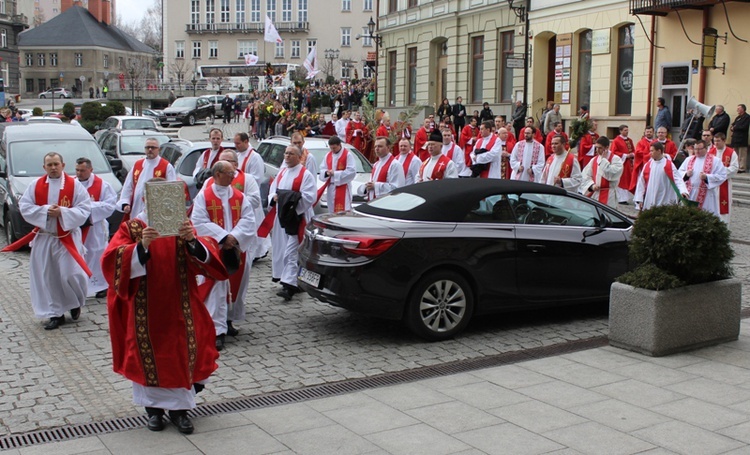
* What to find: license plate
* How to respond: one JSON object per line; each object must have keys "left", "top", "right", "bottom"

{"left": 167, "top": 117, "right": 176, "bottom": 121}
{"left": 298, "top": 267, "right": 321, "bottom": 287}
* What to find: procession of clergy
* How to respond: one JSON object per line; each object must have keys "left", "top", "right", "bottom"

{"left": 6, "top": 115, "right": 735, "bottom": 434}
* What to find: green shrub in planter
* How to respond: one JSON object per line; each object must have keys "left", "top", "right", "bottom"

{"left": 62, "top": 102, "right": 75, "bottom": 120}
{"left": 107, "top": 100, "right": 126, "bottom": 116}
{"left": 81, "top": 102, "right": 101, "bottom": 121}
{"left": 32, "top": 107, "right": 43, "bottom": 116}
{"left": 617, "top": 204, "right": 733, "bottom": 290}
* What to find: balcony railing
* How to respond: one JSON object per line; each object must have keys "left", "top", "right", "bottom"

{"left": 631, "top": 0, "right": 721, "bottom": 15}
{"left": 185, "top": 21, "right": 309, "bottom": 34}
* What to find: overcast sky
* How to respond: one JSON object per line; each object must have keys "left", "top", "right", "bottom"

{"left": 116, "top": 0, "right": 154, "bottom": 26}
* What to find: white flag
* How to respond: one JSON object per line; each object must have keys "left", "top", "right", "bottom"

{"left": 303, "top": 46, "right": 320, "bottom": 79}
{"left": 244, "top": 53, "right": 259, "bottom": 66}
{"left": 264, "top": 15, "right": 283, "bottom": 44}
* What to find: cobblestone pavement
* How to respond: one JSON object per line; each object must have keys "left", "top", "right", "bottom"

{"left": 1, "top": 165, "right": 748, "bottom": 437}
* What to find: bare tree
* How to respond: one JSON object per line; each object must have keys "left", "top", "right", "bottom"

{"left": 115, "top": 0, "right": 162, "bottom": 53}
{"left": 170, "top": 60, "right": 190, "bottom": 92}
{"left": 33, "top": 8, "right": 46, "bottom": 27}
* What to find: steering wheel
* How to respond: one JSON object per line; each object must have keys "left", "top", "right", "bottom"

{"left": 515, "top": 203, "right": 530, "bottom": 222}
{"left": 526, "top": 208, "right": 549, "bottom": 225}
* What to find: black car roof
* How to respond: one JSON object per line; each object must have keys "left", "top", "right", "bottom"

{"left": 356, "top": 179, "right": 567, "bottom": 222}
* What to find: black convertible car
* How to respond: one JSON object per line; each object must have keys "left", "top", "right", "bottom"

{"left": 298, "top": 179, "right": 633, "bottom": 341}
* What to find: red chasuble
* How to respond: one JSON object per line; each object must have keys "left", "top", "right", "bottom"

{"left": 709, "top": 147, "right": 734, "bottom": 214}
{"left": 103, "top": 219, "right": 228, "bottom": 389}
{"left": 611, "top": 136, "right": 635, "bottom": 192}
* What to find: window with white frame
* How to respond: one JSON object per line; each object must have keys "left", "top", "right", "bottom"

{"left": 75, "top": 53, "right": 83, "bottom": 66}
{"left": 0, "top": 30, "right": 6, "bottom": 48}
{"left": 267, "top": 0, "right": 276, "bottom": 21}
{"left": 192, "top": 41, "right": 202, "bottom": 58}
{"left": 307, "top": 40, "right": 317, "bottom": 54}
{"left": 341, "top": 27, "right": 351, "bottom": 46}
{"left": 25, "top": 53, "right": 32, "bottom": 66}
{"left": 363, "top": 0, "right": 372, "bottom": 10}
{"left": 190, "top": 0, "right": 200, "bottom": 25}
{"left": 251, "top": 0, "right": 260, "bottom": 21}
{"left": 361, "top": 27, "right": 371, "bottom": 46}
{"left": 209, "top": 40, "right": 218, "bottom": 58}
{"left": 38, "top": 53, "right": 45, "bottom": 66}
{"left": 341, "top": 65, "right": 351, "bottom": 79}
{"left": 50, "top": 53, "right": 57, "bottom": 67}
{"left": 363, "top": 64, "right": 373, "bottom": 78}
{"left": 236, "top": 0, "right": 245, "bottom": 23}
{"left": 103, "top": 54, "right": 109, "bottom": 68}
{"left": 282, "top": 0, "right": 292, "bottom": 21}
{"left": 0, "top": 1, "right": 5, "bottom": 15}
{"left": 220, "top": 0, "right": 230, "bottom": 22}
{"left": 342, "top": 0, "right": 351, "bottom": 11}
{"left": 238, "top": 40, "right": 258, "bottom": 57}
{"left": 275, "top": 41, "right": 284, "bottom": 57}
{"left": 206, "top": 0, "right": 215, "bottom": 23}
{"left": 176, "top": 41, "right": 185, "bottom": 58}
{"left": 291, "top": 40, "right": 300, "bottom": 58}
{"left": 298, "top": 0, "right": 307, "bottom": 22}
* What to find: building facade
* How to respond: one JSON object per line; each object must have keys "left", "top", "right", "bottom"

{"left": 163, "top": 0, "right": 376, "bottom": 88}
{"left": 19, "top": 4, "right": 156, "bottom": 98}
{"left": 0, "top": 0, "right": 30, "bottom": 96}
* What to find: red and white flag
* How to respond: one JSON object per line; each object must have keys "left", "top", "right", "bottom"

{"left": 303, "top": 46, "right": 320, "bottom": 79}
{"left": 264, "top": 15, "right": 283, "bottom": 44}
{"left": 244, "top": 53, "right": 259, "bottom": 66}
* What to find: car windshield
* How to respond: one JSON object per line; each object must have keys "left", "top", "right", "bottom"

{"left": 308, "top": 146, "right": 373, "bottom": 173}
{"left": 121, "top": 119, "right": 156, "bottom": 130}
{"left": 121, "top": 135, "right": 170, "bottom": 155}
{"left": 10, "top": 140, "right": 112, "bottom": 177}
{"left": 170, "top": 98, "right": 195, "bottom": 108}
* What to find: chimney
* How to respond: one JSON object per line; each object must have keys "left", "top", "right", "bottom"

{"left": 61, "top": 0, "right": 74, "bottom": 12}
{"left": 101, "top": 0, "right": 111, "bottom": 24}
{"left": 88, "top": 0, "right": 102, "bottom": 22}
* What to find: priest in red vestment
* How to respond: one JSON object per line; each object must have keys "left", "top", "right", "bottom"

{"left": 103, "top": 208, "right": 228, "bottom": 435}
{"left": 577, "top": 121, "right": 600, "bottom": 169}
{"left": 629, "top": 125, "right": 655, "bottom": 194}
{"left": 345, "top": 112, "right": 370, "bottom": 160}
{"left": 610, "top": 124, "right": 636, "bottom": 204}
{"left": 413, "top": 118, "right": 433, "bottom": 161}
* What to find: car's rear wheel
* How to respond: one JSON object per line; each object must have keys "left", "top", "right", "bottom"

{"left": 406, "top": 270, "right": 474, "bottom": 341}
{"left": 187, "top": 114, "right": 196, "bottom": 126}
{"left": 59, "top": 95, "right": 65, "bottom": 99}
{"left": 4, "top": 211, "right": 17, "bottom": 245}
{"left": 40, "top": 95, "right": 46, "bottom": 99}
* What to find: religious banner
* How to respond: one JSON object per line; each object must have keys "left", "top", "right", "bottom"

{"left": 145, "top": 180, "right": 186, "bottom": 237}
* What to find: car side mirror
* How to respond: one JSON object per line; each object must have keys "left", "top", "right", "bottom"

{"left": 108, "top": 159, "right": 123, "bottom": 172}
{"left": 105, "top": 149, "right": 117, "bottom": 158}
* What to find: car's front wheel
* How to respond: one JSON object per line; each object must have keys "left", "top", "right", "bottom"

{"left": 59, "top": 95, "right": 65, "bottom": 99}
{"left": 4, "top": 211, "right": 17, "bottom": 245}
{"left": 406, "top": 270, "right": 474, "bottom": 341}
{"left": 40, "top": 95, "right": 46, "bottom": 99}
{"left": 187, "top": 114, "right": 196, "bottom": 126}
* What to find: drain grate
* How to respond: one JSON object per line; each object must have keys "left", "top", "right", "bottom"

{"left": 0, "top": 334, "right": 662, "bottom": 450}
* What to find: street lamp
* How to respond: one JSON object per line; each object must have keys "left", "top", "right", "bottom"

{"left": 128, "top": 67, "right": 135, "bottom": 115}
{"left": 324, "top": 49, "right": 340, "bottom": 82}
{"left": 191, "top": 75, "right": 197, "bottom": 97}
{"left": 365, "top": 17, "right": 382, "bottom": 47}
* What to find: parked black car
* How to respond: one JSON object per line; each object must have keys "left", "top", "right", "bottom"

{"left": 298, "top": 179, "right": 633, "bottom": 341}
{"left": 162, "top": 97, "right": 215, "bottom": 126}
{"left": 0, "top": 123, "right": 123, "bottom": 243}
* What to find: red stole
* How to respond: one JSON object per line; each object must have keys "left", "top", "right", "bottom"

{"left": 373, "top": 155, "right": 395, "bottom": 183}
{"left": 542, "top": 153, "right": 575, "bottom": 183}
{"left": 401, "top": 152, "right": 417, "bottom": 177}
{"left": 419, "top": 155, "right": 451, "bottom": 181}
{"left": 685, "top": 155, "right": 713, "bottom": 208}
{"left": 643, "top": 158, "right": 676, "bottom": 195}
{"left": 514, "top": 141, "right": 542, "bottom": 181}
{"left": 324, "top": 149, "right": 350, "bottom": 212}
{"left": 257, "top": 166, "right": 308, "bottom": 242}
{"left": 708, "top": 147, "right": 733, "bottom": 214}
{"left": 473, "top": 134, "right": 499, "bottom": 178}
{"left": 204, "top": 184, "right": 246, "bottom": 302}
{"left": 81, "top": 175, "right": 103, "bottom": 243}
{"left": 591, "top": 152, "right": 612, "bottom": 204}
{"left": 240, "top": 149, "right": 255, "bottom": 172}
{"left": 202, "top": 147, "right": 224, "bottom": 169}
{"left": 3, "top": 175, "right": 92, "bottom": 276}
{"left": 127, "top": 157, "right": 169, "bottom": 221}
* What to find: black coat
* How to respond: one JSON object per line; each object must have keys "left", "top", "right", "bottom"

{"left": 731, "top": 113, "right": 750, "bottom": 148}
{"left": 709, "top": 112, "right": 731, "bottom": 136}
{"left": 275, "top": 189, "right": 303, "bottom": 237}
{"left": 452, "top": 103, "right": 466, "bottom": 127}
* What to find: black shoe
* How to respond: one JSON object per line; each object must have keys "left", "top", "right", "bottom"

{"left": 44, "top": 316, "right": 65, "bottom": 330}
{"left": 147, "top": 414, "right": 165, "bottom": 431}
{"left": 169, "top": 411, "right": 194, "bottom": 435}
{"left": 226, "top": 321, "right": 239, "bottom": 337}
{"left": 215, "top": 334, "right": 225, "bottom": 351}
{"left": 271, "top": 277, "right": 280, "bottom": 283}
{"left": 276, "top": 287, "right": 292, "bottom": 301}
{"left": 618, "top": 201, "right": 629, "bottom": 205}
{"left": 95, "top": 290, "right": 107, "bottom": 299}
{"left": 70, "top": 307, "right": 81, "bottom": 321}
{"left": 193, "top": 383, "right": 205, "bottom": 394}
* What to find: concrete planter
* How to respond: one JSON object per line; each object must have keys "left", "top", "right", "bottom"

{"left": 609, "top": 279, "right": 742, "bottom": 357}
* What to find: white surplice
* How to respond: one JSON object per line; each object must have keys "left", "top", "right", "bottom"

{"left": 470, "top": 134, "right": 503, "bottom": 179}
{"left": 579, "top": 152, "right": 624, "bottom": 207}
{"left": 269, "top": 165, "right": 316, "bottom": 286}
{"left": 78, "top": 174, "right": 117, "bottom": 295}
{"left": 192, "top": 148, "right": 222, "bottom": 177}
{"left": 319, "top": 149, "right": 356, "bottom": 213}
{"left": 237, "top": 148, "right": 265, "bottom": 186}
{"left": 634, "top": 158, "right": 688, "bottom": 210}
{"left": 510, "top": 140, "right": 546, "bottom": 182}
{"left": 712, "top": 148, "right": 738, "bottom": 224}
{"left": 397, "top": 152, "right": 422, "bottom": 185}
{"left": 19, "top": 176, "right": 92, "bottom": 318}
{"left": 191, "top": 182, "right": 256, "bottom": 335}
{"left": 117, "top": 157, "right": 177, "bottom": 217}
{"left": 418, "top": 155, "right": 459, "bottom": 181}
{"left": 357, "top": 155, "right": 405, "bottom": 200}
{"left": 678, "top": 154, "right": 727, "bottom": 217}
{"left": 540, "top": 152, "right": 582, "bottom": 193}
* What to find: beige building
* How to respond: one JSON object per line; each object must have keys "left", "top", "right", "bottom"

{"left": 163, "top": 0, "right": 376, "bottom": 88}
{"left": 375, "top": 0, "right": 521, "bottom": 119}
{"left": 19, "top": 4, "right": 156, "bottom": 97}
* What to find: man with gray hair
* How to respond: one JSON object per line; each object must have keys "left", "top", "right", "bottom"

{"left": 117, "top": 137, "right": 177, "bottom": 220}
{"left": 191, "top": 159, "right": 256, "bottom": 350}
{"left": 543, "top": 104, "right": 562, "bottom": 137}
